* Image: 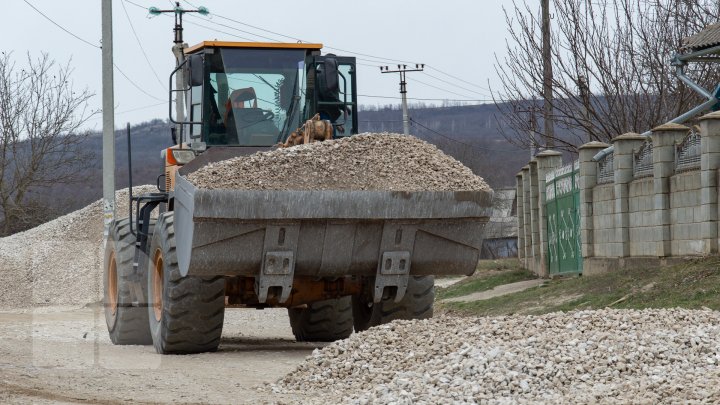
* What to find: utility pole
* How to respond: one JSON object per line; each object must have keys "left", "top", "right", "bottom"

{"left": 149, "top": 3, "right": 208, "bottom": 146}
{"left": 380, "top": 64, "right": 425, "bottom": 135}
{"left": 102, "top": 0, "right": 115, "bottom": 243}
{"left": 541, "top": 0, "right": 555, "bottom": 148}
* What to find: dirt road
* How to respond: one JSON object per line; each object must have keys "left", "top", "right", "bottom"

{"left": 0, "top": 306, "right": 320, "bottom": 404}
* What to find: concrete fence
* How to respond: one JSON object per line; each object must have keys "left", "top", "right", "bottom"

{"left": 517, "top": 110, "right": 720, "bottom": 276}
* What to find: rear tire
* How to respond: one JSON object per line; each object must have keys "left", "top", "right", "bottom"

{"left": 288, "top": 296, "right": 353, "bottom": 342}
{"left": 103, "top": 218, "right": 154, "bottom": 345}
{"left": 147, "top": 213, "right": 226, "bottom": 354}
{"left": 352, "top": 276, "right": 435, "bottom": 332}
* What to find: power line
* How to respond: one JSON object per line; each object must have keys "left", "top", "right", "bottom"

{"left": 413, "top": 78, "right": 476, "bottom": 100}
{"left": 358, "top": 94, "right": 501, "bottom": 103}
{"left": 421, "top": 72, "right": 491, "bottom": 98}
{"left": 126, "top": 1, "right": 498, "bottom": 106}
{"left": 426, "top": 66, "right": 491, "bottom": 92}
{"left": 113, "top": 63, "right": 165, "bottom": 101}
{"left": 24, "top": 0, "right": 164, "bottom": 103}
{"left": 23, "top": 0, "right": 100, "bottom": 49}
{"left": 410, "top": 118, "right": 518, "bottom": 153}
{"left": 185, "top": 13, "right": 278, "bottom": 42}
{"left": 120, "top": 0, "right": 165, "bottom": 90}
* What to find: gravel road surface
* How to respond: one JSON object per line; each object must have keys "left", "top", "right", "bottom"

{"left": 0, "top": 306, "right": 318, "bottom": 404}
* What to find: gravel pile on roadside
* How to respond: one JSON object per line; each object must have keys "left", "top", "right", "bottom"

{"left": 187, "top": 133, "right": 490, "bottom": 192}
{"left": 0, "top": 186, "right": 155, "bottom": 309}
{"left": 271, "top": 309, "right": 720, "bottom": 404}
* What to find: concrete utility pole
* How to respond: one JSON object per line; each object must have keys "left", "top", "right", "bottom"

{"left": 380, "top": 64, "right": 425, "bottom": 135}
{"left": 102, "top": 0, "right": 115, "bottom": 242}
{"left": 541, "top": 0, "right": 555, "bottom": 148}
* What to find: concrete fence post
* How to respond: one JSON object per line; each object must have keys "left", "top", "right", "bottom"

{"left": 578, "top": 142, "right": 610, "bottom": 259}
{"left": 699, "top": 111, "right": 720, "bottom": 254}
{"left": 521, "top": 166, "right": 532, "bottom": 269}
{"left": 612, "top": 133, "right": 647, "bottom": 258}
{"left": 529, "top": 160, "right": 541, "bottom": 274}
{"left": 516, "top": 172, "right": 525, "bottom": 263}
{"left": 651, "top": 123, "right": 689, "bottom": 257}
{"left": 534, "top": 150, "right": 563, "bottom": 278}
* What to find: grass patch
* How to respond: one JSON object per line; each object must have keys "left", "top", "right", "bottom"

{"left": 439, "top": 257, "right": 720, "bottom": 316}
{"left": 436, "top": 259, "right": 537, "bottom": 300}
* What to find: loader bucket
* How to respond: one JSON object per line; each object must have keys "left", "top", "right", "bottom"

{"left": 173, "top": 172, "right": 493, "bottom": 279}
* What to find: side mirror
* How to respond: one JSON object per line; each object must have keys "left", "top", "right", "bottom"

{"left": 185, "top": 54, "right": 204, "bottom": 87}
{"left": 170, "top": 127, "right": 177, "bottom": 144}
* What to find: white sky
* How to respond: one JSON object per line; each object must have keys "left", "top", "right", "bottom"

{"left": 2, "top": 0, "right": 516, "bottom": 130}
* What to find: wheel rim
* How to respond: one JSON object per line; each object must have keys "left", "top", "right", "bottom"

{"left": 107, "top": 251, "right": 118, "bottom": 316}
{"left": 152, "top": 248, "right": 164, "bottom": 322}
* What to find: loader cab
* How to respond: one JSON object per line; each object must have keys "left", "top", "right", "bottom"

{"left": 173, "top": 42, "right": 358, "bottom": 149}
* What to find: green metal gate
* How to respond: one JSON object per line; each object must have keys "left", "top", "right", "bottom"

{"left": 545, "top": 161, "right": 582, "bottom": 275}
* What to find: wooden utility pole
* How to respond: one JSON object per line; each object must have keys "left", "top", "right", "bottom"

{"left": 541, "top": 0, "right": 554, "bottom": 148}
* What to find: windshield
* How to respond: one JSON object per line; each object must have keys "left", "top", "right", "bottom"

{"left": 204, "top": 48, "right": 306, "bottom": 146}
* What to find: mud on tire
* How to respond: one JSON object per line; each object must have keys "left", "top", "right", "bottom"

{"left": 147, "top": 212, "right": 226, "bottom": 354}
{"left": 352, "top": 276, "right": 435, "bottom": 332}
{"left": 288, "top": 296, "right": 354, "bottom": 342}
{"left": 104, "top": 218, "right": 154, "bottom": 345}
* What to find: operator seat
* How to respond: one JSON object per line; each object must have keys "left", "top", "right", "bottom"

{"left": 224, "top": 87, "right": 278, "bottom": 144}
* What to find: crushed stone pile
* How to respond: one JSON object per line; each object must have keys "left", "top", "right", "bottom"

{"left": 187, "top": 133, "right": 490, "bottom": 192}
{"left": 0, "top": 186, "right": 155, "bottom": 309}
{"left": 270, "top": 309, "right": 720, "bottom": 404}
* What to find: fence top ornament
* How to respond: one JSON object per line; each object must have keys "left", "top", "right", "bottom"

{"left": 578, "top": 141, "right": 610, "bottom": 150}
{"left": 699, "top": 110, "right": 720, "bottom": 121}
{"left": 652, "top": 122, "right": 690, "bottom": 132}
{"left": 536, "top": 150, "right": 563, "bottom": 157}
{"left": 611, "top": 132, "right": 645, "bottom": 142}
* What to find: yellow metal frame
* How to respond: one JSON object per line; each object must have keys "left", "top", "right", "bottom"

{"left": 185, "top": 41, "right": 323, "bottom": 54}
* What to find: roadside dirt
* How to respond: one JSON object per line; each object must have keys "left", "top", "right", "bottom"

{"left": 0, "top": 306, "right": 319, "bottom": 404}
{"left": 441, "top": 279, "right": 546, "bottom": 303}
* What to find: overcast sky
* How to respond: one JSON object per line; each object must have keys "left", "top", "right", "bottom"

{"left": 2, "top": 0, "right": 516, "bottom": 130}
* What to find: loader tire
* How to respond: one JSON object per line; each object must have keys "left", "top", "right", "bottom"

{"left": 288, "top": 296, "right": 354, "bottom": 342}
{"left": 352, "top": 276, "right": 435, "bottom": 332}
{"left": 147, "top": 212, "right": 226, "bottom": 354}
{"left": 104, "top": 218, "right": 154, "bottom": 345}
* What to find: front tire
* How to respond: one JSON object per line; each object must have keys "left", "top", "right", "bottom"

{"left": 352, "top": 276, "right": 435, "bottom": 332}
{"left": 103, "top": 218, "right": 153, "bottom": 345}
{"left": 147, "top": 213, "right": 226, "bottom": 354}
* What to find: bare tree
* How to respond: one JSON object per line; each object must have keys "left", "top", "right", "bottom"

{"left": 494, "top": 0, "right": 720, "bottom": 152}
{"left": 0, "top": 52, "right": 94, "bottom": 235}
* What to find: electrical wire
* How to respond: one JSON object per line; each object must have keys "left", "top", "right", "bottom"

{"left": 421, "top": 72, "right": 492, "bottom": 98}
{"left": 413, "top": 78, "right": 477, "bottom": 100}
{"left": 130, "top": 0, "right": 497, "bottom": 100}
{"left": 426, "top": 66, "right": 491, "bottom": 92}
{"left": 120, "top": 0, "right": 166, "bottom": 90}
{"left": 358, "top": 94, "right": 496, "bottom": 103}
{"left": 113, "top": 63, "right": 166, "bottom": 101}
{"left": 24, "top": 0, "right": 165, "bottom": 102}
{"left": 23, "top": 0, "right": 100, "bottom": 49}
{"left": 410, "top": 118, "right": 518, "bottom": 152}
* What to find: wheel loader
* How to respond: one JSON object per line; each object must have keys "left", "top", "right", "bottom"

{"left": 103, "top": 39, "right": 493, "bottom": 354}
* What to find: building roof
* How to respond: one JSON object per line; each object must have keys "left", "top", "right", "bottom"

{"left": 683, "top": 23, "right": 720, "bottom": 51}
